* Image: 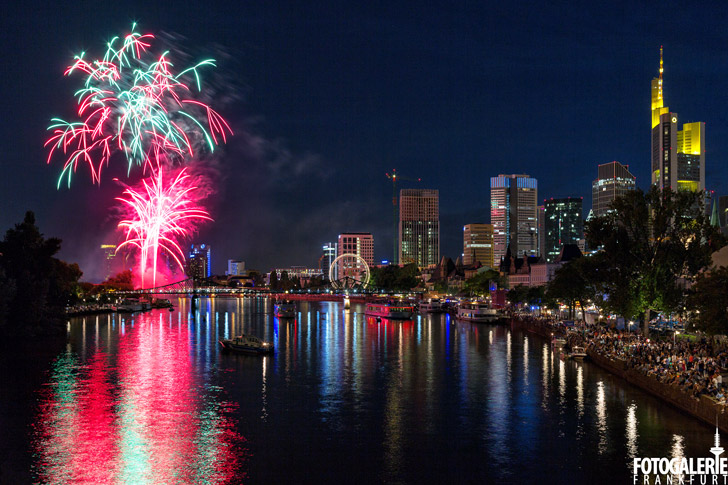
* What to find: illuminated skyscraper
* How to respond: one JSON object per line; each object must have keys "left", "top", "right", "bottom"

{"left": 462, "top": 223, "right": 493, "bottom": 267}
{"left": 100, "top": 244, "right": 117, "bottom": 281}
{"left": 337, "top": 233, "right": 374, "bottom": 284}
{"left": 544, "top": 198, "right": 583, "bottom": 263}
{"left": 537, "top": 205, "right": 545, "bottom": 258}
{"left": 189, "top": 244, "right": 212, "bottom": 278}
{"left": 321, "top": 242, "right": 337, "bottom": 277}
{"left": 650, "top": 48, "right": 705, "bottom": 192}
{"left": 399, "top": 189, "right": 439, "bottom": 267}
{"left": 490, "top": 174, "right": 538, "bottom": 266}
{"left": 227, "top": 260, "right": 245, "bottom": 276}
{"left": 592, "top": 161, "right": 636, "bottom": 217}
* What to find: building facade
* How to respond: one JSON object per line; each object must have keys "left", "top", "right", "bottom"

{"left": 336, "top": 233, "right": 374, "bottom": 284}
{"left": 490, "top": 174, "right": 538, "bottom": 266}
{"left": 189, "top": 244, "right": 212, "bottom": 279}
{"left": 591, "top": 161, "right": 636, "bottom": 218}
{"left": 462, "top": 223, "right": 494, "bottom": 268}
{"left": 544, "top": 198, "right": 583, "bottom": 263}
{"left": 321, "top": 242, "right": 337, "bottom": 277}
{"left": 226, "top": 260, "right": 245, "bottom": 276}
{"left": 650, "top": 49, "right": 705, "bottom": 192}
{"left": 399, "top": 189, "right": 440, "bottom": 267}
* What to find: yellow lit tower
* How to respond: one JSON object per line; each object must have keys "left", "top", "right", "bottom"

{"left": 650, "top": 47, "right": 705, "bottom": 192}
{"left": 651, "top": 46, "right": 669, "bottom": 129}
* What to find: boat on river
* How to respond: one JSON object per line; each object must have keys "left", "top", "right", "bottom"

{"left": 274, "top": 301, "right": 296, "bottom": 318}
{"left": 365, "top": 302, "right": 414, "bottom": 320}
{"left": 419, "top": 299, "right": 444, "bottom": 313}
{"left": 569, "top": 346, "right": 587, "bottom": 360}
{"left": 455, "top": 301, "right": 505, "bottom": 323}
{"left": 219, "top": 334, "right": 274, "bottom": 354}
{"left": 116, "top": 298, "right": 147, "bottom": 313}
{"left": 551, "top": 335, "right": 567, "bottom": 347}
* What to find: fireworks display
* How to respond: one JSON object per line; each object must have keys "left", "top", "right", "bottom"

{"left": 116, "top": 169, "right": 211, "bottom": 288}
{"left": 46, "top": 24, "right": 231, "bottom": 287}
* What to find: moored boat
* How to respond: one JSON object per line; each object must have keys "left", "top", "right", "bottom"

{"left": 551, "top": 335, "right": 567, "bottom": 347}
{"left": 456, "top": 301, "right": 504, "bottom": 323}
{"left": 365, "top": 302, "right": 414, "bottom": 320}
{"left": 419, "top": 298, "right": 444, "bottom": 313}
{"left": 274, "top": 300, "right": 296, "bottom": 318}
{"left": 570, "top": 346, "right": 587, "bottom": 360}
{"left": 116, "top": 298, "right": 145, "bottom": 312}
{"left": 219, "top": 334, "right": 274, "bottom": 354}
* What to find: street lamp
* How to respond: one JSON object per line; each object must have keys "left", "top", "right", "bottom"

{"left": 674, "top": 330, "right": 680, "bottom": 344}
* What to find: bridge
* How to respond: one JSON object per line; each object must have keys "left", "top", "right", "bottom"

{"left": 114, "top": 278, "right": 268, "bottom": 296}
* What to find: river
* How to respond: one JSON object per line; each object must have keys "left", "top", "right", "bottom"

{"left": 0, "top": 297, "right": 722, "bottom": 483}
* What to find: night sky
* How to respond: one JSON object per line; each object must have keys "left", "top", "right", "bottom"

{"left": 2, "top": 1, "right": 728, "bottom": 281}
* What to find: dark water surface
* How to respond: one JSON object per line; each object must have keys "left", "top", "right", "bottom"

{"left": 1, "top": 297, "right": 722, "bottom": 484}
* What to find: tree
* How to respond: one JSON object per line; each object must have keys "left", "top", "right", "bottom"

{"left": 546, "top": 258, "right": 591, "bottom": 320}
{"left": 507, "top": 285, "right": 529, "bottom": 306}
{"left": 103, "top": 270, "right": 134, "bottom": 291}
{"left": 687, "top": 267, "right": 728, "bottom": 335}
{"left": 0, "top": 211, "right": 82, "bottom": 334}
{"left": 370, "top": 263, "right": 420, "bottom": 292}
{"left": 586, "top": 187, "right": 725, "bottom": 332}
{"left": 269, "top": 271, "right": 279, "bottom": 290}
{"left": 463, "top": 269, "right": 502, "bottom": 297}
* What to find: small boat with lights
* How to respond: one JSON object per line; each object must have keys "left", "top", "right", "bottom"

{"left": 569, "top": 346, "right": 587, "bottom": 360}
{"left": 551, "top": 335, "right": 567, "bottom": 347}
{"left": 418, "top": 298, "right": 444, "bottom": 313}
{"left": 219, "top": 334, "right": 274, "bottom": 354}
{"left": 274, "top": 301, "right": 296, "bottom": 318}
{"left": 455, "top": 301, "right": 504, "bottom": 323}
{"left": 116, "top": 298, "right": 145, "bottom": 313}
{"left": 365, "top": 302, "right": 414, "bottom": 320}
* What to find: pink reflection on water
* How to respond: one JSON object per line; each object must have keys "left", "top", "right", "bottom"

{"left": 33, "top": 313, "right": 246, "bottom": 484}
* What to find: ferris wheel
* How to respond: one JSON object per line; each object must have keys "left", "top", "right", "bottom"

{"left": 329, "top": 253, "right": 370, "bottom": 289}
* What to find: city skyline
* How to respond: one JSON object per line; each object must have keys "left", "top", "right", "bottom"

{"left": 3, "top": 2, "right": 728, "bottom": 280}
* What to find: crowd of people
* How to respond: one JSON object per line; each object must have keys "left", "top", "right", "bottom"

{"left": 522, "top": 315, "right": 728, "bottom": 404}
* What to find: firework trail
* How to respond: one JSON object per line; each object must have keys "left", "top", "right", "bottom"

{"left": 46, "top": 24, "right": 231, "bottom": 288}
{"left": 116, "top": 168, "right": 211, "bottom": 288}
{"left": 45, "top": 23, "right": 231, "bottom": 188}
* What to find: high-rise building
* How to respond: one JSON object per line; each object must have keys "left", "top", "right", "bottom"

{"left": 650, "top": 48, "right": 705, "bottom": 192}
{"left": 399, "top": 189, "right": 439, "bottom": 267}
{"left": 490, "top": 174, "right": 538, "bottom": 266}
{"left": 100, "top": 244, "right": 117, "bottom": 281}
{"left": 462, "top": 223, "right": 493, "bottom": 267}
{"left": 544, "top": 198, "right": 584, "bottom": 263}
{"left": 227, "top": 260, "right": 245, "bottom": 276}
{"left": 719, "top": 196, "right": 728, "bottom": 228}
{"left": 336, "top": 233, "right": 374, "bottom": 284}
{"left": 591, "top": 161, "right": 636, "bottom": 217}
{"left": 537, "top": 205, "right": 545, "bottom": 259}
{"left": 677, "top": 121, "right": 705, "bottom": 192}
{"left": 189, "top": 244, "right": 212, "bottom": 278}
{"left": 321, "top": 242, "right": 337, "bottom": 277}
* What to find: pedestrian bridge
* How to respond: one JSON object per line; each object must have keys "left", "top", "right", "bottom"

{"left": 114, "top": 278, "right": 268, "bottom": 296}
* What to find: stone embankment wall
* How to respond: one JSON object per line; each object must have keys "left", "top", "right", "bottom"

{"left": 511, "top": 317, "right": 728, "bottom": 434}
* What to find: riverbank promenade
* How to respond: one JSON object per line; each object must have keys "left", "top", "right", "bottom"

{"left": 512, "top": 315, "right": 728, "bottom": 433}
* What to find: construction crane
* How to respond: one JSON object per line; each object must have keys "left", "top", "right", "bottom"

{"left": 385, "top": 169, "right": 421, "bottom": 266}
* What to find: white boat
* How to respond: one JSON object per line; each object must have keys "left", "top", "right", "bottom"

{"left": 551, "top": 336, "right": 567, "bottom": 347}
{"left": 365, "top": 302, "right": 414, "bottom": 320}
{"left": 456, "top": 301, "right": 504, "bottom": 323}
{"left": 570, "top": 346, "right": 587, "bottom": 360}
{"left": 116, "top": 298, "right": 144, "bottom": 312}
{"left": 274, "top": 301, "right": 296, "bottom": 318}
{"left": 419, "top": 299, "right": 444, "bottom": 313}
{"left": 219, "top": 334, "right": 274, "bottom": 354}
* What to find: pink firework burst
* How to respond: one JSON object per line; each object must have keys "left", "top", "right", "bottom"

{"left": 45, "top": 24, "right": 232, "bottom": 187}
{"left": 116, "top": 168, "right": 212, "bottom": 288}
